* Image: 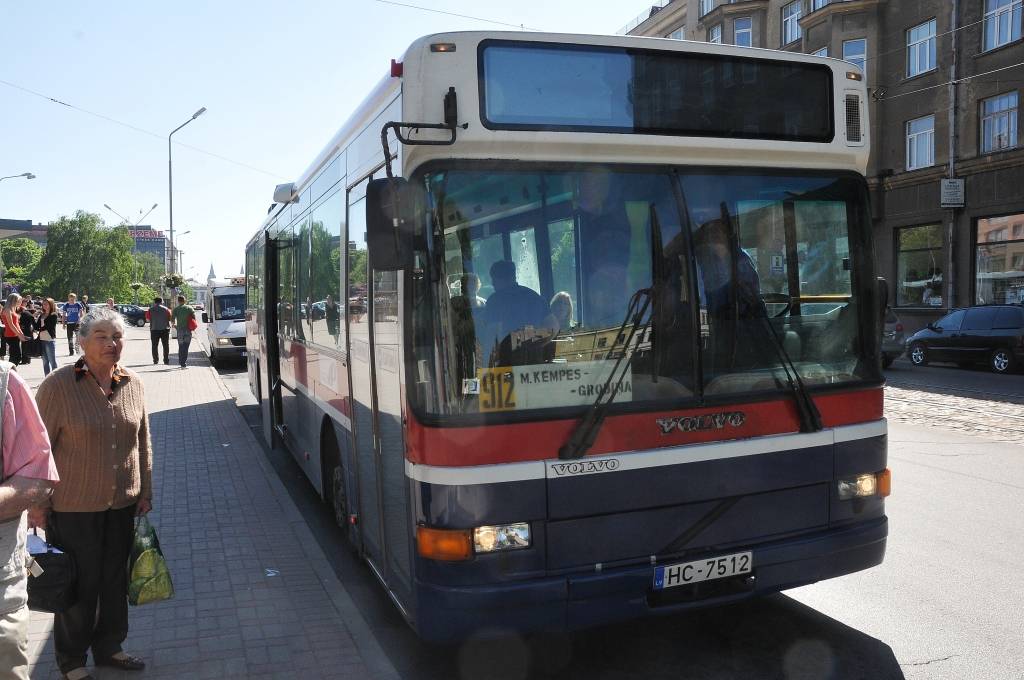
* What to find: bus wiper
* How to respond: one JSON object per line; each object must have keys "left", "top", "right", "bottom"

{"left": 559, "top": 204, "right": 668, "bottom": 460}
{"left": 558, "top": 286, "right": 652, "bottom": 460}
{"left": 719, "top": 204, "right": 822, "bottom": 433}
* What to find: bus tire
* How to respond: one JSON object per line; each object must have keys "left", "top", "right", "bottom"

{"left": 322, "top": 424, "right": 354, "bottom": 549}
{"left": 908, "top": 342, "right": 928, "bottom": 367}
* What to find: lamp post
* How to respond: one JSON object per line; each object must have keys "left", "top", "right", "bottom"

{"left": 0, "top": 172, "right": 35, "bottom": 183}
{"left": 103, "top": 204, "right": 130, "bottom": 224}
{"left": 168, "top": 107, "right": 206, "bottom": 275}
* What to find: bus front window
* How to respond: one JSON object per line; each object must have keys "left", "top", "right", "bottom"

{"left": 412, "top": 167, "right": 879, "bottom": 418}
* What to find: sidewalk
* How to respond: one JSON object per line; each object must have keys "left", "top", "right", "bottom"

{"left": 20, "top": 326, "right": 399, "bottom": 680}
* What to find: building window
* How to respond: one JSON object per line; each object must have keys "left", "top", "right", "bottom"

{"left": 906, "top": 115, "right": 935, "bottom": 171}
{"left": 667, "top": 27, "right": 685, "bottom": 40}
{"left": 811, "top": 46, "right": 829, "bottom": 57}
{"left": 734, "top": 17, "right": 752, "bottom": 46}
{"left": 843, "top": 38, "right": 867, "bottom": 81}
{"left": 709, "top": 24, "right": 722, "bottom": 44}
{"left": 983, "top": 0, "right": 1022, "bottom": 51}
{"left": 976, "top": 213, "right": 1024, "bottom": 304}
{"left": 699, "top": 0, "right": 714, "bottom": 17}
{"left": 813, "top": 0, "right": 830, "bottom": 9}
{"left": 896, "top": 225, "right": 944, "bottom": 307}
{"left": 782, "top": 1, "right": 802, "bottom": 45}
{"left": 907, "top": 19, "right": 937, "bottom": 77}
{"left": 980, "top": 91, "right": 1019, "bottom": 153}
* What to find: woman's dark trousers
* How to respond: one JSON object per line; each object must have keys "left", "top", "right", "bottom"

{"left": 48, "top": 505, "right": 136, "bottom": 673}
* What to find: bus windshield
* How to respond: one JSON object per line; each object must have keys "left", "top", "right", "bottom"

{"left": 411, "top": 166, "right": 879, "bottom": 418}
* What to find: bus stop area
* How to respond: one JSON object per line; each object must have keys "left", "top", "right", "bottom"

{"left": 17, "top": 326, "right": 400, "bottom": 680}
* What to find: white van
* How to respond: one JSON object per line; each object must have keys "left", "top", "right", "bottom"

{"left": 203, "top": 277, "right": 246, "bottom": 365}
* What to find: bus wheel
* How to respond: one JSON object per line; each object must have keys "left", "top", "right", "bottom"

{"left": 322, "top": 425, "right": 351, "bottom": 542}
{"left": 909, "top": 342, "right": 928, "bottom": 367}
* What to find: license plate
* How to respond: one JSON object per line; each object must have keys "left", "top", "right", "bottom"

{"left": 241, "top": 351, "right": 247, "bottom": 357}
{"left": 653, "top": 551, "right": 752, "bottom": 590}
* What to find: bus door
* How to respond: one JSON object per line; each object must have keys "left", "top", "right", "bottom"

{"left": 262, "top": 230, "right": 284, "bottom": 447}
{"left": 347, "top": 185, "right": 385, "bottom": 568}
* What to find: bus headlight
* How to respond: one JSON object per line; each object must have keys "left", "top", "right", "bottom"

{"left": 473, "top": 523, "right": 530, "bottom": 554}
{"left": 838, "top": 469, "right": 891, "bottom": 500}
{"left": 216, "top": 338, "right": 232, "bottom": 346}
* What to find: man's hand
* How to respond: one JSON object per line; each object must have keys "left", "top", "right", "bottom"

{"left": 27, "top": 506, "right": 48, "bottom": 529}
{"left": 136, "top": 499, "right": 153, "bottom": 515}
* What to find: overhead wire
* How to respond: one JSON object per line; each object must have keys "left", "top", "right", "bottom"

{"left": 0, "top": 77, "right": 285, "bottom": 179}
{"left": 373, "top": 0, "right": 544, "bottom": 31}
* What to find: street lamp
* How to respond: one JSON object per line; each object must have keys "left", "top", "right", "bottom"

{"left": 166, "top": 230, "right": 190, "bottom": 281}
{"left": 103, "top": 203, "right": 130, "bottom": 224}
{"left": 0, "top": 172, "right": 35, "bottom": 182}
{"left": 168, "top": 107, "right": 206, "bottom": 275}
{"left": 136, "top": 203, "right": 158, "bottom": 226}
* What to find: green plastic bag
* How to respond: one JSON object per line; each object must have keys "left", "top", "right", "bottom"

{"left": 128, "top": 516, "right": 174, "bottom": 606}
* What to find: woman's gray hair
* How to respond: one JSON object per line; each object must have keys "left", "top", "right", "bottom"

{"left": 79, "top": 307, "right": 126, "bottom": 339}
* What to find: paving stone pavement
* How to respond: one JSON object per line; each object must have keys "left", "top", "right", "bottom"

{"left": 884, "top": 384, "right": 1024, "bottom": 443}
{"left": 19, "top": 326, "right": 399, "bottom": 680}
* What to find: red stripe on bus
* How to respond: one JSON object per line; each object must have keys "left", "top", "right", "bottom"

{"left": 406, "top": 388, "right": 882, "bottom": 467}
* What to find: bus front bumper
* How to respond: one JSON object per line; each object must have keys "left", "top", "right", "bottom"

{"left": 413, "top": 517, "right": 887, "bottom": 643}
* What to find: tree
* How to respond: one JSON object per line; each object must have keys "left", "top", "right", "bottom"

{"left": 0, "top": 238, "right": 45, "bottom": 294}
{"left": 132, "top": 252, "right": 164, "bottom": 288}
{"left": 36, "top": 211, "right": 136, "bottom": 300}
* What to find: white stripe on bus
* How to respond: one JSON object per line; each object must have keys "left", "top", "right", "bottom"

{"left": 404, "top": 420, "right": 887, "bottom": 486}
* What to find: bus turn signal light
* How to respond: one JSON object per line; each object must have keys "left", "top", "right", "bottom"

{"left": 417, "top": 526, "right": 473, "bottom": 561}
{"left": 877, "top": 468, "right": 891, "bottom": 497}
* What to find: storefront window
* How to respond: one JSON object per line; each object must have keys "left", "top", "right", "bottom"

{"left": 976, "top": 213, "right": 1024, "bottom": 304}
{"left": 896, "top": 224, "right": 944, "bottom": 307}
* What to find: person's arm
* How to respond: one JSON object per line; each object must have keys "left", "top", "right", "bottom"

{"left": 2, "top": 371, "right": 59, "bottom": 523}
{"left": 136, "top": 396, "right": 153, "bottom": 515}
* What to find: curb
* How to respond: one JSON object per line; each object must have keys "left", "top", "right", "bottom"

{"left": 200, "top": 344, "right": 402, "bottom": 680}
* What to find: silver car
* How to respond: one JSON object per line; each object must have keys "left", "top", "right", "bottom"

{"left": 881, "top": 307, "right": 905, "bottom": 368}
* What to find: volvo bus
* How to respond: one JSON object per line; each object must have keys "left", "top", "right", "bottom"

{"left": 244, "top": 31, "right": 890, "bottom": 641}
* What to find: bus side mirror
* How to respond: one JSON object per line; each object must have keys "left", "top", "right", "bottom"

{"left": 366, "top": 177, "right": 418, "bottom": 271}
{"left": 202, "top": 312, "right": 209, "bottom": 323}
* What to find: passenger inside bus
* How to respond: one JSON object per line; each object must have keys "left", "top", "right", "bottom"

{"left": 544, "top": 291, "right": 574, "bottom": 334}
{"left": 482, "top": 259, "right": 549, "bottom": 365}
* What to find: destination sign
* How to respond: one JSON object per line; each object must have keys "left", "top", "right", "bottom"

{"left": 474, "top": 361, "right": 633, "bottom": 412}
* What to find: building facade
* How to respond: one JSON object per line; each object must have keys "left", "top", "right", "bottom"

{"left": 626, "top": 0, "right": 1024, "bottom": 331}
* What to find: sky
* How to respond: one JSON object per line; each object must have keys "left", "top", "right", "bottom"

{"left": 0, "top": 1, "right": 642, "bottom": 284}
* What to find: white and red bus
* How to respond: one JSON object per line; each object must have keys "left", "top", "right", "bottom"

{"left": 244, "top": 31, "right": 890, "bottom": 641}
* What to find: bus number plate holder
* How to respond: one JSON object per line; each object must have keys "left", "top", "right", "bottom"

{"left": 653, "top": 551, "right": 752, "bottom": 590}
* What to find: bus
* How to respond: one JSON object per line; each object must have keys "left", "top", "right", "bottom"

{"left": 244, "top": 31, "right": 890, "bottom": 642}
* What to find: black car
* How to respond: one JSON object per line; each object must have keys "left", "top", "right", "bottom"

{"left": 906, "top": 304, "right": 1024, "bottom": 374}
{"left": 118, "top": 304, "right": 147, "bottom": 327}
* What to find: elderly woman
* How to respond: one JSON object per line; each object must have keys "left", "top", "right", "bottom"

{"left": 35, "top": 308, "right": 151, "bottom": 680}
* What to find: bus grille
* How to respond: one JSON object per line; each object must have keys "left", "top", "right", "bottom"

{"left": 230, "top": 337, "right": 246, "bottom": 347}
{"left": 845, "top": 94, "right": 862, "bottom": 143}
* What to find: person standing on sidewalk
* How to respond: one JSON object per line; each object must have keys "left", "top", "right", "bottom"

{"left": 62, "top": 293, "right": 85, "bottom": 356}
{"left": 1, "top": 295, "right": 29, "bottom": 367}
{"left": 145, "top": 297, "right": 171, "bottom": 365}
{"left": 170, "top": 295, "right": 196, "bottom": 369}
{"left": 38, "top": 298, "right": 60, "bottom": 376}
{"left": 0, "top": 359, "right": 59, "bottom": 680}
{"left": 35, "top": 309, "right": 152, "bottom": 680}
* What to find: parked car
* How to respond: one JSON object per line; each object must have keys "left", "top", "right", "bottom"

{"left": 906, "top": 304, "right": 1024, "bottom": 374}
{"left": 118, "top": 304, "right": 147, "bottom": 327}
{"left": 194, "top": 302, "right": 205, "bottom": 311}
{"left": 881, "top": 307, "right": 905, "bottom": 368}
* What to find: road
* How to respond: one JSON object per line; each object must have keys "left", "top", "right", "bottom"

{"left": 202, "top": 333, "right": 1024, "bottom": 680}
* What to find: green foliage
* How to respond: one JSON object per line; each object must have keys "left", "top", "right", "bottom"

{"left": 133, "top": 252, "right": 165, "bottom": 288}
{"left": 163, "top": 273, "right": 184, "bottom": 289}
{"left": 310, "top": 220, "right": 341, "bottom": 302}
{"left": 35, "top": 211, "right": 136, "bottom": 301}
{"left": 349, "top": 247, "right": 367, "bottom": 287}
{"left": 0, "top": 238, "right": 45, "bottom": 292}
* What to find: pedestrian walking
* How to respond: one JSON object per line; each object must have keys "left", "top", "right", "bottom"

{"left": 62, "top": 293, "right": 85, "bottom": 355}
{"left": 38, "top": 298, "right": 60, "bottom": 376}
{"left": 1, "top": 295, "right": 30, "bottom": 367}
{"left": 145, "top": 297, "right": 171, "bottom": 365}
{"left": 105, "top": 298, "right": 115, "bottom": 310}
{"left": 35, "top": 308, "right": 152, "bottom": 680}
{"left": 0, "top": 359, "right": 60, "bottom": 680}
{"left": 170, "top": 295, "right": 196, "bottom": 369}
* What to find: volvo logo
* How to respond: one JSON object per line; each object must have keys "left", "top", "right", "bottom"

{"left": 656, "top": 411, "right": 746, "bottom": 435}
{"left": 550, "top": 459, "right": 621, "bottom": 477}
